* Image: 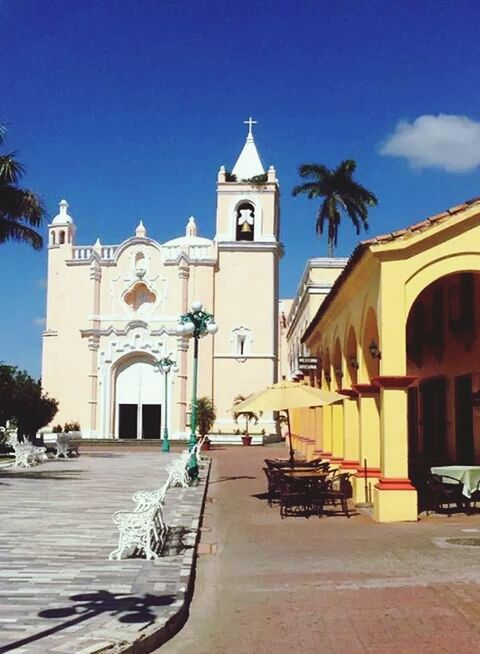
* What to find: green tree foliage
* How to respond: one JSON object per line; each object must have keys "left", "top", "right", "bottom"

{"left": 292, "top": 159, "right": 378, "bottom": 256}
{"left": 233, "top": 394, "right": 259, "bottom": 435}
{"left": 0, "top": 363, "right": 58, "bottom": 438}
{"left": 0, "top": 125, "right": 46, "bottom": 250}
{"left": 195, "top": 397, "right": 216, "bottom": 437}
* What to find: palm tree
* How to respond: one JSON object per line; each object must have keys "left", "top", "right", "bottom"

{"left": 0, "top": 125, "right": 46, "bottom": 250}
{"left": 195, "top": 396, "right": 216, "bottom": 439}
{"left": 233, "top": 394, "right": 259, "bottom": 436}
{"left": 292, "top": 159, "right": 377, "bottom": 256}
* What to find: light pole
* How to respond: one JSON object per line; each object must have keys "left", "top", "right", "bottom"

{"left": 155, "top": 354, "right": 178, "bottom": 452}
{"left": 176, "top": 301, "right": 218, "bottom": 477}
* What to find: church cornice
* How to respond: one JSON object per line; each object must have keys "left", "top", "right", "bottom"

{"left": 216, "top": 241, "right": 282, "bottom": 254}
{"left": 80, "top": 321, "right": 178, "bottom": 339}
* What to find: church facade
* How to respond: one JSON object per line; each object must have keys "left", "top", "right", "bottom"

{"left": 42, "top": 124, "right": 282, "bottom": 440}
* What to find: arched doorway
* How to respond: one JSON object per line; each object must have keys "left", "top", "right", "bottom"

{"left": 406, "top": 271, "right": 480, "bottom": 480}
{"left": 114, "top": 355, "right": 161, "bottom": 439}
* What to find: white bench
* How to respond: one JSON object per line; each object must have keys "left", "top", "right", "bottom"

{"left": 109, "top": 441, "right": 208, "bottom": 561}
{"left": 4, "top": 431, "right": 47, "bottom": 467}
{"left": 55, "top": 433, "right": 81, "bottom": 458}
{"left": 109, "top": 469, "right": 175, "bottom": 560}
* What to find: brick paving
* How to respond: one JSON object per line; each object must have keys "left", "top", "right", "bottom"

{"left": 0, "top": 449, "right": 208, "bottom": 654}
{"left": 160, "top": 445, "right": 480, "bottom": 654}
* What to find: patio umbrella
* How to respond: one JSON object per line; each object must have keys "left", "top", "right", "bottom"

{"left": 232, "top": 380, "right": 344, "bottom": 466}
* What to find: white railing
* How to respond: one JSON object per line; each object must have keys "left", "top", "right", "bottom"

{"left": 101, "top": 246, "right": 118, "bottom": 260}
{"left": 71, "top": 245, "right": 118, "bottom": 262}
{"left": 162, "top": 244, "right": 214, "bottom": 262}
{"left": 72, "top": 247, "right": 93, "bottom": 261}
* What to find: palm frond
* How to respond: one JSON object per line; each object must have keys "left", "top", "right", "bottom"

{"left": 297, "top": 163, "right": 331, "bottom": 181}
{"left": 0, "top": 186, "right": 46, "bottom": 226}
{"left": 0, "top": 152, "right": 25, "bottom": 184}
{"left": 0, "top": 218, "right": 43, "bottom": 250}
{"left": 0, "top": 125, "right": 6, "bottom": 146}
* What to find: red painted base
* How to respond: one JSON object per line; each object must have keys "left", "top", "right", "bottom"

{"left": 375, "top": 477, "right": 416, "bottom": 491}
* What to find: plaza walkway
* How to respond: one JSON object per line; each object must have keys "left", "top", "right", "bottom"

{"left": 161, "top": 445, "right": 480, "bottom": 654}
{"left": 0, "top": 449, "right": 207, "bottom": 654}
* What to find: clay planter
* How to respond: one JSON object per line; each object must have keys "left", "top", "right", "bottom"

{"left": 201, "top": 437, "right": 211, "bottom": 450}
{"left": 241, "top": 435, "right": 252, "bottom": 446}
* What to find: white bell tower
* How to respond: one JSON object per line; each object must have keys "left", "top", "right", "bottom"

{"left": 213, "top": 119, "right": 282, "bottom": 434}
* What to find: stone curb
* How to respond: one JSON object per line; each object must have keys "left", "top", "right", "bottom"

{"left": 99, "top": 458, "right": 212, "bottom": 654}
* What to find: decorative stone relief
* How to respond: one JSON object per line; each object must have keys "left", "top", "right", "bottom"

{"left": 123, "top": 282, "right": 156, "bottom": 313}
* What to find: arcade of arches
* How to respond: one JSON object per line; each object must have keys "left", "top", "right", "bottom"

{"left": 291, "top": 198, "right": 480, "bottom": 522}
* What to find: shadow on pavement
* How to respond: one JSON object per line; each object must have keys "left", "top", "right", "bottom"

{"left": 0, "top": 469, "right": 85, "bottom": 480}
{"left": 0, "top": 589, "right": 176, "bottom": 653}
{"left": 210, "top": 475, "right": 257, "bottom": 484}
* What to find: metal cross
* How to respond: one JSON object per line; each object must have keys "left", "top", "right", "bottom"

{"left": 244, "top": 116, "right": 257, "bottom": 136}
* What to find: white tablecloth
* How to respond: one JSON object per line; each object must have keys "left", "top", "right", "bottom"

{"left": 431, "top": 465, "right": 480, "bottom": 498}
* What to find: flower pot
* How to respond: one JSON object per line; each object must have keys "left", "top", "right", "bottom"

{"left": 241, "top": 435, "right": 252, "bottom": 446}
{"left": 200, "top": 437, "right": 211, "bottom": 450}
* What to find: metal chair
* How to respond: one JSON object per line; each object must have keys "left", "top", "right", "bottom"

{"left": 426, "top": 473, "right": 470, "bottom": 517}
{"left": 262, "top": 467, "right": 283, "bottom": 507}
{"left": 321, "top": 472, "right": 353, "bottom": 517}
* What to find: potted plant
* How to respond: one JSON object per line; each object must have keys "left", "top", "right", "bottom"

{"left": 233, "top": 395, "right": 259, "bottom": 446}
{"left": 195, "top": 397, "right": 216, "bottom": 451}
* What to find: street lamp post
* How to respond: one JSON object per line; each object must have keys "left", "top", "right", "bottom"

{"left": 176, "top": 301, "right": 218, "bottom": 478}
{"left": 155, "top": 354, "right": 178, "bottom": 453}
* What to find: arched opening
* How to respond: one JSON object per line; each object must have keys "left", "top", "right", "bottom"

{"left": 406, "top": 271, "right": 480, "bottom": 484}
{"left": 362, "top": 307, "right": 380, "bottom": 381}
{"left": 345, "top": 326, "right": 359, "bottom": 386}
{"left": 323, "top": 348, "right": 331, "bottom": 390}
{"left": 50, "top": 231, "right": 56, "bottom": 246}
{"left": 235, "top": 201, "right": 255, "bottom": 241}
{"left": 113, "top": 354, "right": 162, "bottom": 439}
{"left": 333, "top": 338, "right": 343, "bottom": 389}
{"left": 59, "top": 230, "right": 65, "bottom": 245}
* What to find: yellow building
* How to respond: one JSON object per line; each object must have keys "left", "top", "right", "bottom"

{"left": 291, "top": 197, "right": 480, "bottom": 522}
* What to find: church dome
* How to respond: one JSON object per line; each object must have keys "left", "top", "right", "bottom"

{"left": 51, "top": 199, "right": 73, "bottom": 225}
{"left": 163, "top": 216, "right": 213, "bottom": 247}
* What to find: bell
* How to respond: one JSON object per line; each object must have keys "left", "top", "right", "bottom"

{"left": 240, "top": 221, "right": 252, "bottom": 233}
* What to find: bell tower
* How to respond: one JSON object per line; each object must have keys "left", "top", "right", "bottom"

{"left": 213, "top": 119, "right": 281, "bottom": 434}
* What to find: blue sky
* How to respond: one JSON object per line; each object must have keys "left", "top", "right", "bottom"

{"left": 2, "top": 0, "right": 480, "bottom": 377}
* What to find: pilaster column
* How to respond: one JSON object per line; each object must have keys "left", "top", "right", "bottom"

{"left": 372, "top": 376, "right": 418, "bottom": 522}
{"left": 88, "top": 264, "right": 101, "bottom": 434}
{"left": 330, "top": 402, "right": 344, "bottom": 464}
{"left": 353, "top": 383, "right": 381, "bottom": 504}
{"left": 322, "top": 405, "right": 333, "bottom": 458}
{"left": 338, "top": 389, "right": 360, "bottom": 477}
{"left": 177, "top": 264, "right": 190, "bottom": 434}
{"left": 313, "top": 406, "right": 323, "bottom": 458}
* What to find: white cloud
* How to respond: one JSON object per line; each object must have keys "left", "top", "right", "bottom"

{"left": 380, "top": 114, "right": 480, "bottom": 173}
{"left": 33, "top": 317, "right": 46, "bottom": 327}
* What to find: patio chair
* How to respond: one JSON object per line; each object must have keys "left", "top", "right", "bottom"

{"left": 262, "top": 467, "right": 283, "bottom": 507}
{"left": 277, "top": 474, "right": 309, "bottom": 519}
{"left": 427, "top": 473, "right": 470, "bottom": 517}
{"left": 321, "top": 472, "right": 353, "bottom": 517}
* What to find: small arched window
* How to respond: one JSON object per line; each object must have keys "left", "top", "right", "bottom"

{"left": 235, "top": 202, "right": 255, "bottom": 242}
{"left": 231, "top": 326, "right": 252, "bottom": 357}
{"left": 51, "top": 231, "right": 56, "bottom": 246}
{"left": 135, "top": 252, "right": 146, "bottom": 277}
{"left": 59, "top": 230, "right": 65, "bottom": 245}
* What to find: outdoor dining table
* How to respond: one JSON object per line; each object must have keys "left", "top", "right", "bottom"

{"left": 279, "top": 469, "right": 330, "bottom": 517}
{"left": 431, "top": 465, "right": 480, "bottom": 498}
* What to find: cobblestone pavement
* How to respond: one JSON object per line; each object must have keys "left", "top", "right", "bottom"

{"left": 0, "top": 450, "right": 208, "bottom": 654}
{"left": 161, "top": 445, "right": 480, "bottom": 654}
